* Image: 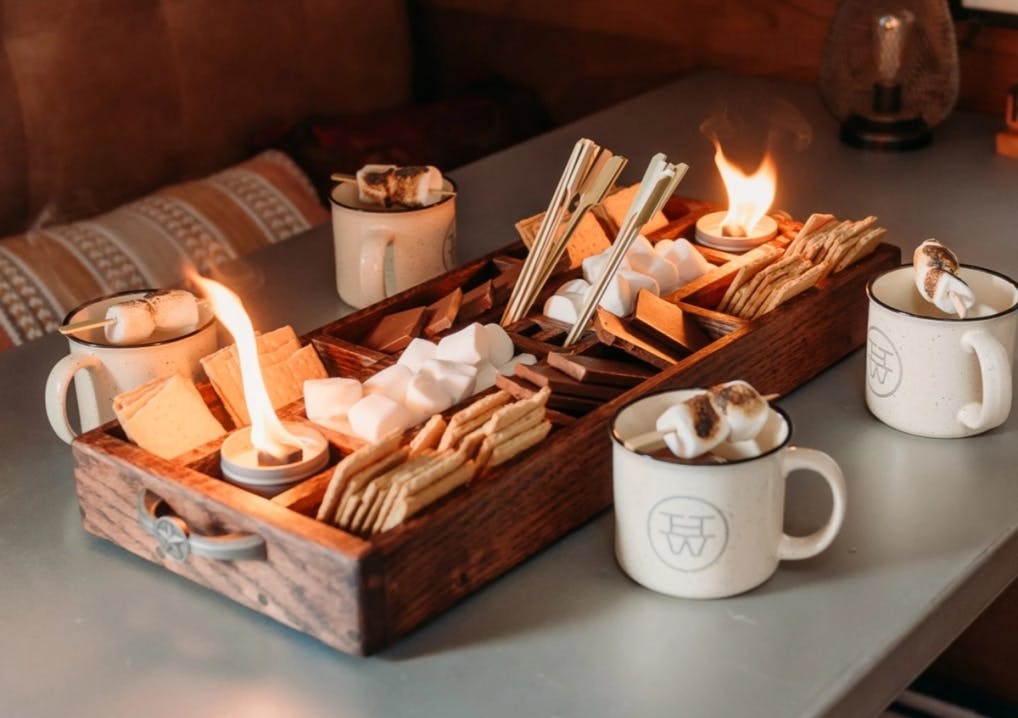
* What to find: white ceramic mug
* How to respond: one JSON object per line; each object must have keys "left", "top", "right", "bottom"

{"left": 866, "top": 265, "right": 1018, "bottom": 438}
{"left": 45, "top": 290, "right": 218, "bottom": 443}
{"left": 330, "top": 179, "right": 456, "bottom": 308}
{"left": 610, "top": 389, "right": 847, "bottom": 599}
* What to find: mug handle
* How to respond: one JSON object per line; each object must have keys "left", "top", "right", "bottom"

{"left": 957, "top": 329, "right": 1011, "bottom": 431}
{"left": 776, "top": 447, "right": 847, "bottom": 561}
{"left": 359, "top": 226, "right": 393, "bottom": 306}
{"left": 45, "top": 353, "right": 102, "bottom": 443}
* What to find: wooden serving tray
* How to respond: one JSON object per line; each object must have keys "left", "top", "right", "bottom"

{"left": 71, "top": 204, "right": 900, "bottom": 655}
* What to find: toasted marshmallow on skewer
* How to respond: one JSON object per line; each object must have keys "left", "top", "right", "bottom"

{"left": 144, "top": 289, "right": 199, "bottom": 330}
{"left": 913, "top": 239, "right": 975, "bottom": 317}
{"left": 655, "top": 391, "right": 731, "bottom": 459}
{"left": 390, "top": 166, "right": 444, "bottom": 207}
{"left": 355, "top": 164, "right": 395, "bottom": 205}
{"left": 708, "top": 380, "right": 769, "bottom": 442}
{"left": 104, "top": 300, "right": 155, "bottom": 345}
{"left": 354, "top": 164, "right": 445, "bottom": 208}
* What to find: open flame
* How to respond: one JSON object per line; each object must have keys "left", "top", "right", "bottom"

{"left": 191, "top": 275, "right": 301, "bottom": 462}
{"left": 712, "top": 142, "right": 776, "bottom": 237}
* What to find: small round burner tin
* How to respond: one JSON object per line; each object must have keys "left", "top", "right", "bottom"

{"left": 694, "top": 211, "right": 777, "bottom": 252}
{"left": 220, "top": 421, "right": 329, "bottom": 497}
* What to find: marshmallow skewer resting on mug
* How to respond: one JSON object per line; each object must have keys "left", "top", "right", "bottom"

{"left": 331, "top": 165, "right": 449, "bottom": 208}
{"left": 913, "top": 239, "right": 975, "bottom": 318}
{"left": 625, "top": 381, "right": 774, "bottom": 456}
{"left": 59, "top": 289, "right": 201, "bottom": 345}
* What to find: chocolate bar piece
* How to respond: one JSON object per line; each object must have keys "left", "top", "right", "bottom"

{"left": 514, "top": 362, "right": 622, "bottom": 401}
{"left": 424, "top": 288, "right": 462, "bottom": 338}
{"left": 633, "top": 290, "right": 710, "bottom": 354}
{"left": 457, "top": 280, "right": 495, "bottom": 322}
{"left": 546, "top": 351, "right": 653, "bottom": 387}
{"left": 593, "top": 308, "right": 682, "bottom": 369}
{"left": 361, "top": 306, "right": 427, "bottom": 352}
{"left": 494, "top": 374, "right": 601, "bottom": 415}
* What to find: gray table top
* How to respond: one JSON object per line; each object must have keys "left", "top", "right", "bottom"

{"left": 2, "top": 71, "right": 1016, "bottom": 718}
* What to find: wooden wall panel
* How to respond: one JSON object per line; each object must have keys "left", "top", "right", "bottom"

{"left": 412, "top": 0, "right": 1018, "bottom": 123}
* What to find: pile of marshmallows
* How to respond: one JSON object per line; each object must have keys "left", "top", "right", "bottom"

{"left": 543, "top": 236, "right": 711, "bottom": 323}
{"left": 304, "top": 322, "right": 535, "bottom": 441}
{"left": 655, "top": 381, "right": 770, "bottom": 459}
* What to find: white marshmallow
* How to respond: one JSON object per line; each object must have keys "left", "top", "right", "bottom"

{"left": 397, "top": 337, "right": 438, "bottom": 374}
{"left": 474, "top": 362, "right": 498, "bottom": 392}
{"left": 555, "top": 278, "right": 591, "bottom": 296}
{"left": 363, "top": 364, "right": 413, "bottom": 404}
{"left": 145, "top": 289, "right": 199, "bottom": 331}
{"left": 582, "top": 248, "right": 629, "bottom": 284}
{"left": 436, "top": 323, "right": 491, "bottom": 365}
{"left": 596, "top": 273, "right": 634, "bottom": 317}
{"left": 543, "top": 294, "right": 581, "bottom": 324}
{"left": 403, "top": 372, "right": 454, "bottom": 419}
{"left": 656, "top": 392, "right": 731, "bottom": 459}
{"left": 656, "top": 237, "right": 711, "bottom": 284}
{"left": 347, "top": 394, "right": 414, "bottom": 442}
{"left": 618, "top": 268, "right": 660, "bottom": 297}
{"left": 420, "top": 358, "right": 477, "bottom": 404}
{"left": 104, "top": 300, "right": 155, "bottom": 345}
{"left": 627, "top": 252, "right": 680, "bottom": 295}
{"left": 303, "top": 377, "right": 363, "bottom": 421}
{"left": 625, "top": 235, "right": 655, "bottom": 258}
{"left": 498, "top": 353, "right": 537, "bottom": 376}
{"left": 483, "top": 323, "right": 515, "bottom": 367}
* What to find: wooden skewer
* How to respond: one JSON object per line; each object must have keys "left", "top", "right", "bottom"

{"left": 58, "top": 298, "right": 211, "bottom": 336}
{"left": 949, "top": 290, "right": 968, "bottom": 318}
{"left": 330, "top": 172, "right": 456, "bottom": 197}
{"left": 58, "top": 317, "right": 115, "bottom": 335}
{"left": 562, "top": 156, "right": 688, "bottom": 347}
{"left": 514, "top": 154, "right": 627, "bottom": 321}
{"left": 501, "top": 139, "right": 600, "bottom": 325}
{"left": 623, "top": 393, "right": 780, "bottom": 452}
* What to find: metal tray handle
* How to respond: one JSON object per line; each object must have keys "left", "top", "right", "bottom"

{"left": 137, "top": 491, "right": 266, "bottom": 562}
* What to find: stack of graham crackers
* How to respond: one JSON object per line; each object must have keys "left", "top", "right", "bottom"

{"left": 316, "top": 388, "right": 551, "bottom": 537}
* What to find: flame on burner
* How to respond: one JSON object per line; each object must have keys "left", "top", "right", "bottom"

{"left": 191, "top": 275, "right": 300, "bottom": 461}
{"left": 712, "top": 142, "right": 776, "bottom": 236}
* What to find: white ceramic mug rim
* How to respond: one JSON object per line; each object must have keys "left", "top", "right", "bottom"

{"left": 867, "top": 263, "right": 1018, "bottom": 323}
{"left": 61, "top": 288, "right": 217, "bottom": 350}
{"left": 329, "top": 176, "right": 457, "bottom": 214}
{"left": 609, "top": 387, "right": 793, "bottom": 466}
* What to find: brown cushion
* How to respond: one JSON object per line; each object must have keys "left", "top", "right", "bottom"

{"left": 0, "top": 150, "right": 326, "bottom": 350}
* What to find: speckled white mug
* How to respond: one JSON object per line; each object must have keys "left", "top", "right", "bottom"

{"left": 45, "top": 290, "right": 218, "bottom": 443}
{"left": 866, "top": 265, "right": 1018, "bottom": 438}
{"left": 330, "top": 179, "right": 456, "bottom": 309}
{"left": 610, "top": 389, "right": 847, "bottom": 599}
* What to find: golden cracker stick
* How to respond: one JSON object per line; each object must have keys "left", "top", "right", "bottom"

{"left": 758, "top": 261, "right": 828, "bottom": 316}
{"left": 488, "top": 419, "right": 552, "bottom": 469}
{"left": 316, "top": 433, "right": 402, "bottom": 521}
{"left": 834, "top": 227, "right": 885, "bottom": 273}
{"left": 409, "top": 414, "right": 447, "bottom": 457}
{"left": 337, "top": 452, "right": 433, "bottom": 525}
{"left": 332, "top": 447, "right": 409, "bottom": 525}
{"left": 484, "top": 387, "right": 551, "bottom": 433}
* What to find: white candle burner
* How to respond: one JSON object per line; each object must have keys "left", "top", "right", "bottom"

{"left": 220, "top": 421, "right": 329, "bottom": 497}
{"left": 694, "top": 211, "right": 777, "bottom": 253}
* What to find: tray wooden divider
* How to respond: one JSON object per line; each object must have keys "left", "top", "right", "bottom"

{"left": 71, "top": 213, "right": 901, "bottom": 656}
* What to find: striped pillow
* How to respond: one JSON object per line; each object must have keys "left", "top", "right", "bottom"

{"left": 0, "top": 150, "right": 327, "bottom": 350}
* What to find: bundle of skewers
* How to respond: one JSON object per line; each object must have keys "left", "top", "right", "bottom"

{"left": 500, "top": 139, "right": 688, "bottom": 347}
